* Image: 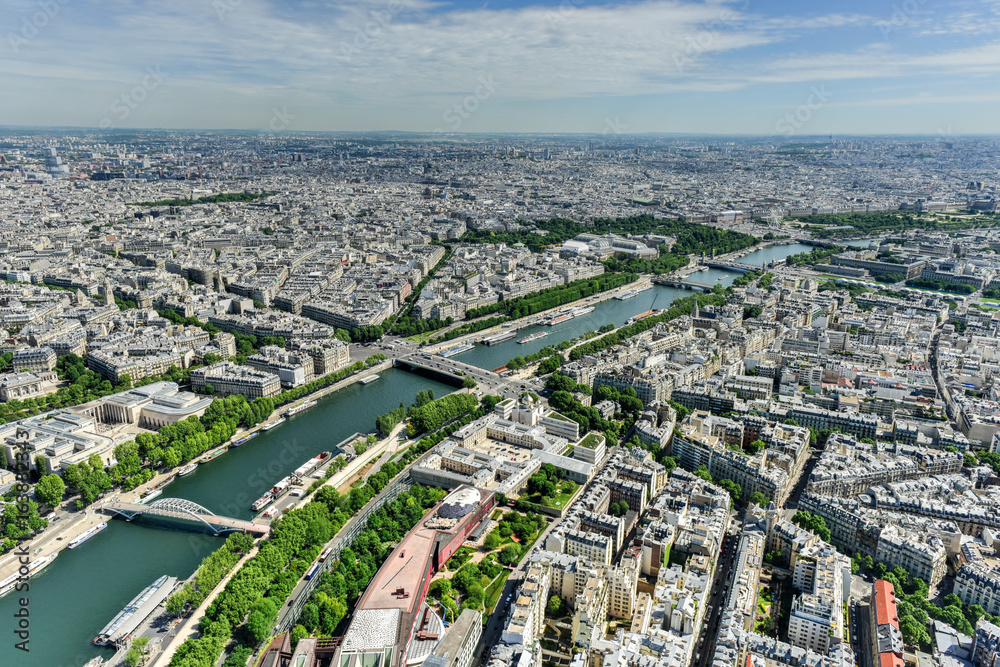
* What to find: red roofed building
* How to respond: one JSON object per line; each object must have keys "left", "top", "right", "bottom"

{"left": 872, "top": 579, "right": 905, "bottom": 666}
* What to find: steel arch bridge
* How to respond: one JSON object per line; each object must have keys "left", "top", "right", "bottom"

{"left": 104, "top": 498, "right": 269, "bottom": 535}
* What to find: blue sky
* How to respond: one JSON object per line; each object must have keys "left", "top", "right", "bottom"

{"left": 2, "top": 0, "right": 999, "bottom": 134}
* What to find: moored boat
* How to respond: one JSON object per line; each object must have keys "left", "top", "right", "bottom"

{"left": 0, "top": 555, "right": 54, "bottom": 598}
{"left": 68, "top": 523, "right": 107, "bottom": 549}
{"left": 261, "top": 418, "right": 285, "bottom": 431}
{"left": 517, "top": 331, "right": 549, "bottom": 344}
{"left": 287, "top": 400, "right": 317, "bottom": 416}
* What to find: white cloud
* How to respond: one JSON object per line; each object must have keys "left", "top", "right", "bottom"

{"left": 2, "top": 0, "right": 999, "bottom": 131}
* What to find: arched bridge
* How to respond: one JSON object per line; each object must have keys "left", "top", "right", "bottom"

{"left": 702, "top": 260, "right": 761, "bottom": 273}
{"left": 103, "top": 498, "right": 270, "bottom": 535}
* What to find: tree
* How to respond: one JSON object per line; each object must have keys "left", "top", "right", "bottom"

{"left": 694, "top": 465, "right": 713, "bottom": 482}
{"left": 717, "top": 479, "right": 742, "bottom": 504}
{"left": 125, "top": 647, "right": 143, "bottom": 667}
{"left": 34, "top": 474, "right": 65, "bottom": 508}
{"left": 546, "top": 594, "right": 565, "bottom": 618}
{"left": 247, "top": 597, "right": 278, "bottom": 645}
{"left": 290, "top": 624, "right": 309, "bottom": 648}
{"left": 483, "top": 531, "right": 502, "bottom": 551}
{"left": 499, "top": 544, "right": 521, "bottom": 566}
{"left": 462, "top": 375, "right": 477, "bottom": 389}
{"left": 792, "top": 510, "right": 831, "bottom": 543}
{"left": 750, "top": 492, "right": 770, "bottom": 508}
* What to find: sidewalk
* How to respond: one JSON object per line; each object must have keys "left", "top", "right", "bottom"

{"left": 150, "top": 545, "right": 259, "bottom": 667}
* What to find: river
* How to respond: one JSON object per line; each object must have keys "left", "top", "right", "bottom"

{"left": 451, "top": 284, "right": 694, "bottom": 370}
{"left": 2, "top": 240, "right": 870, "bottom": 665}
{"left": 0, "top": 367, "right": 455, "bottom": 667}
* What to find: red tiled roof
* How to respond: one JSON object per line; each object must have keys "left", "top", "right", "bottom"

{"left": 873, "top": 579, "right": 899, "bottom": 628}
{"left": 879, "top": 652, "right": 905, "bottom": 667}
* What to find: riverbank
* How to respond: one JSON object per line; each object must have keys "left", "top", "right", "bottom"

{"left": 151, "top": 544, "right": 260, "bottom": 667}
{"left": 150, "top": 422, "right": 411, "bottom": 667}
{"left": 424, "top": 275, "right": 653, "bottom": 354}
{"left": 0, "top": 357, "right": 395, "bottom": 586}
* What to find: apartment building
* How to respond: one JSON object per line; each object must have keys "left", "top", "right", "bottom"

{"left": 190, "top": 361, "right": 281, "bottom": 399}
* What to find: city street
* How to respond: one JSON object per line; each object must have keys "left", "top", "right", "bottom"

{"left": 693, "top": 517, "right": 743, "bottom": 667}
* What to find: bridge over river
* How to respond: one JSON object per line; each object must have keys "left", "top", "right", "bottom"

{"left": 103, "top": 498, "right": 270, "bottom": 535}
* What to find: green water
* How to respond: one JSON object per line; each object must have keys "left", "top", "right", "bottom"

{"left": 0, "top": 367, "right": 454, "bottom": 667}
{"left": 452, "top": 284, "right": 692, "bottom": 370}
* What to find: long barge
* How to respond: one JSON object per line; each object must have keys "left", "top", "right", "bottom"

{"left": 543, "top": 305, "right": 595, "bottom": 326}
{"left": 93, "top": 575, "right": 178, "bottom": 647}
{"left": 287, "top": 400, "right": 317, "bottom": 417}
{"left": 197, "top": 446, "right": 227, "bottom": 464}
{"left": 291, "top": 451, "right": 332, "bottom": 482}
{"left": 0, "top": 555, "right": 54, "bottom": 598}
{"left": 614, "top": 284, "right": 654, "bottom": 300}
{"left": 232, "top": 432, "right": 259, "bottom": 447}
{"left": 517, "top": 331, "right": 549, "bottom": 344}
{"left": 68, "top": 522, "right": 107, "bottom": 549}
{"left": 261, "top": 417, "right": 285, "bottom": 431}
{"left": 481, "top": 331, "right": 516, "bottom": 345}
{"left": 441, "top": 344, "right": 474, "bottom": 357}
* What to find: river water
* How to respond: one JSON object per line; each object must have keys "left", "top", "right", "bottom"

{"left": 0, "top": 368, "right": 454, "bottom": 667}
{"left": 2, "top": 241, "right": 853, "bottom": 666}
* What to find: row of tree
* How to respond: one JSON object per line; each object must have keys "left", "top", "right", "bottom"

{"left": 458, "top": 214, "right": 759, "bottom": 257}
{"left": 802, "top": 211, "right": 996, "bottom": 238}
{"left": 0, "top": 353, "right": 132, "bottom": 424}
{"left": 568, "top": 292, "right": 728, "bottom": 361}
{"left": 465, "top": 273, "right": 637, "bottom": 320}
{"left": 167, "top": 532, "right": 255, "bottom": 613}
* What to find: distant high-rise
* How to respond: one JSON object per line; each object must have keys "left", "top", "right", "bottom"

{"left": 44, "top": 147, "right": 69, "bottom": 177}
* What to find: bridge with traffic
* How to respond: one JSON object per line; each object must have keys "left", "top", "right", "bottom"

{"left": 652, "top": 277, "right": 717, "bottom": 292}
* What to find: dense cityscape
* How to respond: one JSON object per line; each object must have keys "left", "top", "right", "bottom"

{"left": 2, "top": 130, "right": 1000, "bottom": 667}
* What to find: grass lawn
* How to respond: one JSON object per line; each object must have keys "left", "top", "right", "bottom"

{"left": 524, "top": 490, "right": 574, "bottom": 510}
{"left": 982, "top": 297, "right": 1000, "bottom": 304}
{"left": 484, "top": 571, "right": 512, "bottom": 616}
{"left": 406, "top": 328, "right": 450, "bottom": 344}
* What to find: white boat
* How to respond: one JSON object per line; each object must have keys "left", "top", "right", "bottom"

{"left": 359, "top": 374, "right": 380, "bottom": 385}
{"left": 287, "top": 400, "right": 317, "bottom": 416}
{"left": 517, "top": 331, "right": 549, "bottom": 344}
{"left": 177, "top": 463, "right": 198, "bottom": 477}
{"left": 68, "top": 523, "right": 107, "bottom": 549}
{"left": 262, "top": 417, "right": 285, "bottom": 431}
{"left": 481, "top": 331, "right": 516, "bottom": 345}
{"left": 138, "top": 489, "right": 162, "bottom": 504}
{"left": 0, "top": 555, "right": 54, "bottom": 598}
